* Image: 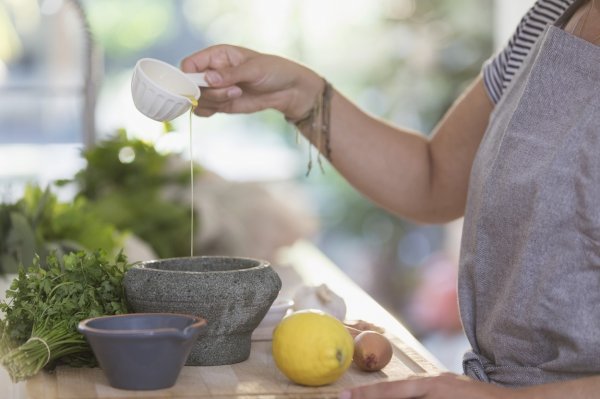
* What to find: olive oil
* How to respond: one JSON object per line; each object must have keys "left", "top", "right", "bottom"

{"left": 183, "top": 95, "right": 199, "bottom": 257}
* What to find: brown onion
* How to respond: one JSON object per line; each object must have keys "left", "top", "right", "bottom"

{"left": 352, "top": 331, "right": 393, "bottom": 371}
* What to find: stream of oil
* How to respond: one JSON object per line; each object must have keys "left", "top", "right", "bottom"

{"left": 184, "top": 95, "right": 199, "bottom": 257}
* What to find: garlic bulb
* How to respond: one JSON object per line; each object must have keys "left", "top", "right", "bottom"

{"left": 292, "top": 284, "right": 347, "bottom": 321}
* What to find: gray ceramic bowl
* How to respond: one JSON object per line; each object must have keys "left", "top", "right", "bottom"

{"left": 78, "top": 313, "right": 206, "bottom": 390}
{"left": 123, "top": 256, "right": 282, "bottom": 366}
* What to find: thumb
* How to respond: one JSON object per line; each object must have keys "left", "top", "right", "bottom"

{"left": 206, "top": 59, "right": 264, "bottom": 88}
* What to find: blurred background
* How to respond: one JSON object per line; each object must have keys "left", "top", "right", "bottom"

{"left": 0, "top": 0, "right": 535, "bottom": 372}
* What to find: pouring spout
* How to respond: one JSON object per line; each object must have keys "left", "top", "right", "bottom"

{"left": 182, "top": 317, "right": 208, "bottom": 340}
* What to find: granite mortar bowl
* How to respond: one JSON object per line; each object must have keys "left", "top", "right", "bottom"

{"left": 78, "top": 313, "right": 207, "bottom": 390}
{"left": 123, "top": 256, "right": 282, "bottom": 366}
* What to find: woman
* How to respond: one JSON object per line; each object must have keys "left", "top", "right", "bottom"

{"left": 182, "top": 0, "right": 600, "bottom": 397}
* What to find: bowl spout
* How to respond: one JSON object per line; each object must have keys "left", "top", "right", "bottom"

{"left": 182, "top": 318, "right": 207, "bottom": 340}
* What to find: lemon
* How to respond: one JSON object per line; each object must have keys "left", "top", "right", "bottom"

{"left": 272, "top": 309, "right": 354, "bottom": 386}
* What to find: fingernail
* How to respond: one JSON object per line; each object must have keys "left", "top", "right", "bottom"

{"left": 206, "top": 70, "right": 222, "bottom": 85}
{"left": 227, "top": 87, "right": 242, "bottom": 98}
{"left": 339, "top": 390, "right": 351, "bottom": 399}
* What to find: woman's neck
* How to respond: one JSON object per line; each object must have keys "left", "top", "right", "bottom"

{"left": 564, "top": 0, "right": 600, "bottom": 44}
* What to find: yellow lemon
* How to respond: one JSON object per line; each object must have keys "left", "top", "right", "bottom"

{"left": 272, "top": 309, "right": 354, "bottom": 386}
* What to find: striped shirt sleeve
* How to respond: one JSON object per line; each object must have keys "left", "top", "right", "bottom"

{"left": 482, "top": 0, "right": 574, "bottom": 104}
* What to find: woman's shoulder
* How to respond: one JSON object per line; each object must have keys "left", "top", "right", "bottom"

{"left": 482, "top": 0, "right": 575, "bottom": 104}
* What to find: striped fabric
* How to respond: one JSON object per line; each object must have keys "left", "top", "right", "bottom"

{"left": 483, "top": 0, "right": 575, "bottom": 104}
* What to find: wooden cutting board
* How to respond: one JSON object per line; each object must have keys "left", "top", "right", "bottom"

{"left": 1, "top": 241, "right": 442, "bottom": 398}
{"left": 16, "top": 336, "right": 437, "bottom": 399}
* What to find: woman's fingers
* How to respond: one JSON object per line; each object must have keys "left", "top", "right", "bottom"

{"left": 193, "top": 105, "right": 217, "bottom": 117}
{"left": 341, "top": 374, "right": 510, "bottom": 399}
{"left": 181, "top": 45, "right": 256, "bottom": 78}
{"left": 343, "top": 379, "right": 428, "bottom": 399}
{"left": 199, "top": 86, "right": 243, "bottom": 103}
{"left": 195, "top": 86, "right": 245, "bottom": 116}
{"left": 181, "top": 44, "right": 233, "bottom": 72}
{"left": 222, "top": 58, "right": 263, "bottom": 86}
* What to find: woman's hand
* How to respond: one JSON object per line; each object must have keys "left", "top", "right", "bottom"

{"left": 339, "top": 373, "right": 519, "bottom": 399}
{"left": 181, "top": 45, "right": 323, "bottom": 120}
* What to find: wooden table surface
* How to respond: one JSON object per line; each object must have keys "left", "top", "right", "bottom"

{"left": 1, "top": 241, "right": 443, "bottom": 398}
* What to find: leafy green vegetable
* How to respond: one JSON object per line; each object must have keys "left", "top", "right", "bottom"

{"left": 72, "top": 130, "right": 201, "bottom": 258}
{"left": 0, "top": 250, "right": 132, "bottom": 381}
{"left": 0, "top": 186, "right": 124, "bottom": 274}
{"left": 1, "top": 211, "right": 37, "bottom": 273}
{"left": 162, "top": 120, "right": 175, "bottom": 133}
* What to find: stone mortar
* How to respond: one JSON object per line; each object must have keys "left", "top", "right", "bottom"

{"left": 123, "top": 256, "right": 281, "bottom": 366}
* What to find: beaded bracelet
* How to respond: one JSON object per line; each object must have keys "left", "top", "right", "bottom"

{"left": 287, "top": 79, "right": 333, "bottom": 176}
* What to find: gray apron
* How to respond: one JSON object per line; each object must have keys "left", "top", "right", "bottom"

{"left": 460, "top": 0, "right": 600, "bottom": 387}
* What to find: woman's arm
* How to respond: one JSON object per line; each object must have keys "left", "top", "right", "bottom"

{"left": 340, "top": 373, "right": 600, "bottom": 399}
{"left": 182, "top": 45, "right": 494, "bottom": 224}
{"left": 323, "top": 76, "right": 492, "bottom": 223}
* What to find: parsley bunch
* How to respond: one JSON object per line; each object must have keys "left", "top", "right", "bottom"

{"left": 0, "top": 250, "right": 132, "bottom": 381}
